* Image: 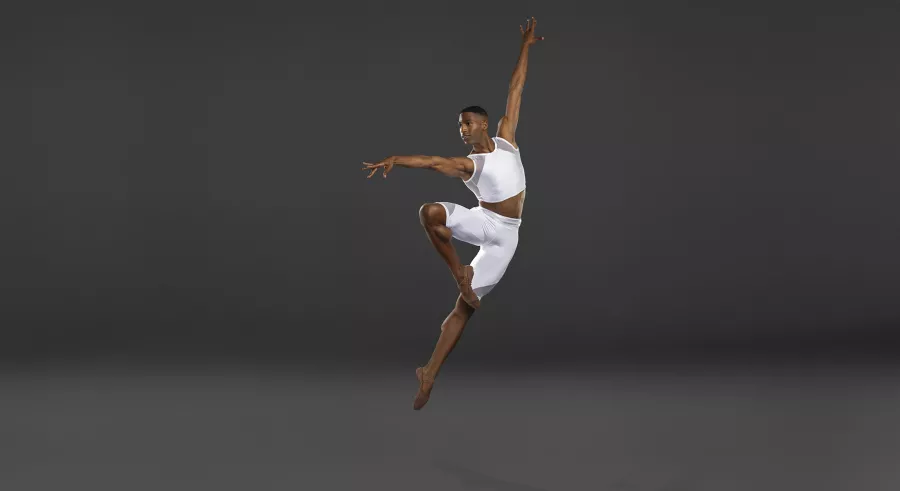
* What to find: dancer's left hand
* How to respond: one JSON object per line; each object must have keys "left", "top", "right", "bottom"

{"left": 521, "top": 17, "right": 544, "bottom": 46}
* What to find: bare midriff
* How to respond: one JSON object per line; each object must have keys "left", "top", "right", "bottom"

{"left": 480, "top": 189, "right": 526, "bottom": 219}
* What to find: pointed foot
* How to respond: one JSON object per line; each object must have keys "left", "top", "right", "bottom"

{"left": 413, "top": 367, "right": 436, "bottom": 410}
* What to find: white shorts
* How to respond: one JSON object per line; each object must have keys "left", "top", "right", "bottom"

{"left": 437, "top": 202, "right": 522, "bottom": 300}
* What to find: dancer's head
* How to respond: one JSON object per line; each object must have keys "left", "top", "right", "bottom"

{"left": 458, "top": 106, "right": 489, "bottom": 145}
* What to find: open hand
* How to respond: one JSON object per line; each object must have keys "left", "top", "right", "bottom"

{"left": 362, "top": 158, "right": 394, "bottom": 179}
{"left": 521, "top": 17, "right": 544, "bottom": 46}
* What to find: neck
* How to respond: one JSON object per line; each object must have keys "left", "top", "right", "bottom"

{"left": 470, "top": 136, "right": 494, "bottom": 154}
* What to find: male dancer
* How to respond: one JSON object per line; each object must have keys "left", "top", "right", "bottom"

{"left": 363, "top": 17, "right": 544, "bottom": 410}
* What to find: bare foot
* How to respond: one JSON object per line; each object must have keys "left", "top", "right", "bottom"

{"left": 413, "top": 367, "right": 436, "bottom": 410}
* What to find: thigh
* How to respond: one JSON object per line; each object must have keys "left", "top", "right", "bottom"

{"left": 470, "top": 228, "right": 520, "bottom": 298}
{"left": 437, "top": 202, "right": 491, "bottom": 246}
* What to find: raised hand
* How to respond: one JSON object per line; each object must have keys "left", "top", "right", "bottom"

{"left": 362, "top": 157, "right": 395, "bottom": 179}
{"left": 520, "top": 17, "right": 544, "bottom": 46}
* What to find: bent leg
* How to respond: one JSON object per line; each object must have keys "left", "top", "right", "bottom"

{"left": 419, "top": 202, "right": 489, "bottom": 309}
{"left": 418, "top": 203, "right": 465, "bottom": 282}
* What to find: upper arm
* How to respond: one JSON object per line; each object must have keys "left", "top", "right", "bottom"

{"left": 432, "top": 156, "right": 475, "bottom": 179}
{"left": 497, "top": 85, "right": 524, "bottom": 147}
{"left": 496, "top": 117, "right": 518, "bottom": 149}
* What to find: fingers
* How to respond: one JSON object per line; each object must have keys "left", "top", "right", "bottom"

{"left": 362, "top": 161, "right": 389, "bottom": 179}
{"left": 521, "top": 16, "right": 540, "bottom": 39}
{"left": 363, "top": 162, "right": 380, "bottom": 178}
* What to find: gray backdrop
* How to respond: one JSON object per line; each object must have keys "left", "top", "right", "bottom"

{"left": 5, "top": 3, "right": 900, "bottom": 490}
{"left": 3, "top": 0, "right": 900, "bottom": 367}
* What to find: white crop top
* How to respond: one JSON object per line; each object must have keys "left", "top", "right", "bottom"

{"left": 462, "top": 137, "right": 527, "bottom": 203}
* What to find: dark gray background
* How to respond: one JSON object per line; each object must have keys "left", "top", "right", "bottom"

{"left": 4, "top": 2, "right": 900, "bottom": 490}
{"left": 3, "top": 0, "right": 900, "bottom": 367}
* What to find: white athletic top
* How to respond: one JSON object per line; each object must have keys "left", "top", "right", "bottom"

{"left": 462, "top": 137, "right": 526, "bottom": 203}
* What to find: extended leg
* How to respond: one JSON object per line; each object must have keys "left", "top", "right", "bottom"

{"left": 414, "top": 294, "right": 475, "bottom": 410}
{"left": 419, "top": 203, "right": 480, "bottom": 309}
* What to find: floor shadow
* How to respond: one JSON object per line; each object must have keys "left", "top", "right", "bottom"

{"left": 432, "top": 459, "right": 551, "bottom": 491}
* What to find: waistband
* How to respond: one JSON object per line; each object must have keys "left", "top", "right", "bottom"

{"left": 478, "top": 206, "right": 522, "bottom": 227}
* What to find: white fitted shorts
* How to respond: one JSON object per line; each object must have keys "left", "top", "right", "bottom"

{"left": 437, "top": 202, "right": 522, "bottom": 300}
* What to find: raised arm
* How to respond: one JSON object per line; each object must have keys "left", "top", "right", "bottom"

{"left": 362, "top": 155, "right": 474, "bottom": 179}
{"left": 497, "top": 17, "right": 544, "bottom": 148}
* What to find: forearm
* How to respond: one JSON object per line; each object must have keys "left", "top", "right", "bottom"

{"left": 387, "top": 155, "right": 468, "bottom": 178}
{"left": 390, "top": 155, "right": 436, "bottom": 170}
{"left": 508, "top": 43, "right": 530, "bottom": 90}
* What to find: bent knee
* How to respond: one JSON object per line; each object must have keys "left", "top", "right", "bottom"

{"left": 418, "top": 203, "right": 446, "bottom": 227}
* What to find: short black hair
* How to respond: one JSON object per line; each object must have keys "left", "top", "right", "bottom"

{"left": 459, "top": 106, "right": 489, "bottom": 118}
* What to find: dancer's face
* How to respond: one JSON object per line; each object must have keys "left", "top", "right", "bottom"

{"left": 458, "top": 112, "right": 488, "bottom": 145}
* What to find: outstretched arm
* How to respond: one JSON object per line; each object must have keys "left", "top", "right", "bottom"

{"left": 497, "top": 17, "right": 544, "bottom": 148}
{"left": 362, "top": 155, "right": 474, "bottom": 179}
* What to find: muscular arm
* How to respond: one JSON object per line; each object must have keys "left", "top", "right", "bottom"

{"left": 497, "top": 17, "right": 543, "bottom": 148}
{"left": 363, "top": 155, "right": 474, "bottom": 179}
{"left": 393, "top": 155, "right": 474, "bottom": 178}
{"left": 497, "top": 45, "right": 529, "bottom": 147}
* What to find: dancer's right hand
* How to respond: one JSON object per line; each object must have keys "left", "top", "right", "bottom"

{"left": 362, "top": 157, "right": 395, "bottom": 179}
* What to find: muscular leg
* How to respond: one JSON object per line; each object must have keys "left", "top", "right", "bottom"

{"left": 414, "top": 294, "right": 475, "bottom": 410}
{"left": 419, "top": 203, "right": 465, "bottom": 281}
{"left": 419, "top": 203, "right": 480, "bottom": 308}
{"left": 426, "top": 294, "right": 475, "bottom": 378}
